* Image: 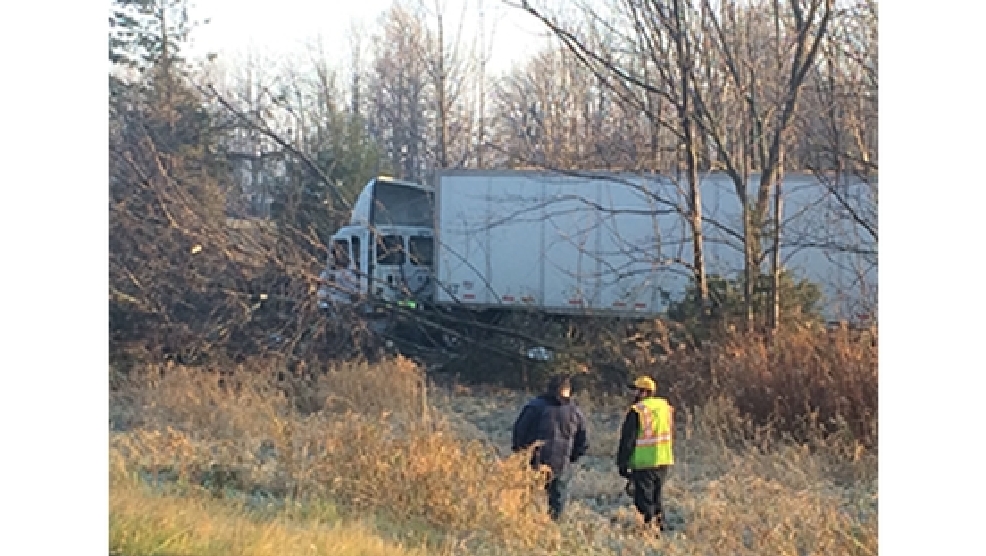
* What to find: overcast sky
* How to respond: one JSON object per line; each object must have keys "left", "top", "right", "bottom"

{"left": 186, "top": 0, "right": 550, "bottom": 74}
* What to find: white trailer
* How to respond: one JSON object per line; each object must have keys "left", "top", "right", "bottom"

{"left": 320, "top": 170, "right": 877, "bottom": 327}
{"left": 432, "top": 170, "right": 689, "bottom": 317}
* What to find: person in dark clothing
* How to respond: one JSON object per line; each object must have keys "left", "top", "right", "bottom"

{"left": 616, "top": 376, "right": 675, "bottom": 532}
{"left": 512, "top": 374, "right": 589, "bottom": 521}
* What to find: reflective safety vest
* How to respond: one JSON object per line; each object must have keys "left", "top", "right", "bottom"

{"left": 629, "top": 397, "right": 674, "bottom": 469}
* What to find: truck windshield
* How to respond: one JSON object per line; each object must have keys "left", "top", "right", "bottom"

{"left": 408, "top": 236, "right": 433, "bottom": 267}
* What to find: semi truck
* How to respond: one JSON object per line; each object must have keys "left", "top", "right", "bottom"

{"left": 317, "top": 169, "right": 877, "bottom": 350}
{"left": 318, "top": 170, "right": 688, "bottom": 313}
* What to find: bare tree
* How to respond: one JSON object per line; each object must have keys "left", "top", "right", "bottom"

{"left": 513, "top": 1, "right": 712, "bottom": 311}
{"left": 513, "top": 0, "right": 847, "bottom": 330}
{"left": 364, "top": 4, "right": 433, "bottom": 182}
{"left": 427, "top": 0, "right": 450, "bottom": 169}
{"left": 793, "top": 2, "right": 877, "bottom": 322}
{"left": 420, "top": 0, "right": 485, "bottom": 172}
{"left": 800, "top": 0, "right": 877, "bottom": 300}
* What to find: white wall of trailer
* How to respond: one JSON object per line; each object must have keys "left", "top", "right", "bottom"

{"left": 433, "top": 170, "right": 877, "bottom": 323}
{"left": 435, "top": 171, "right": 692, "bottom": 316}
{"left": 696, "top": 172, "right": 877, "bottom": 322}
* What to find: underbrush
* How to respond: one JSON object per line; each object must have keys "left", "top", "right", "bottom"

{"left": 435, "top": 322, "right": 877, "bottom": 447}
{"left": 109, "top": 351, "right": 877, "bottom": 555}
{"left": 664, "top": 325, "right": 878, "bottom": 446}
{"left": 567, "top": 323, "right": 878, "bottom": 447}
{"left": 110, "top": 357, "right": 557, "bottom": 553}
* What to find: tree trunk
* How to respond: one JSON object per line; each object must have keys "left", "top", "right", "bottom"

{"left": 684, "top": 119, "right": 708, "bottom": 312}
{"left": 477, "top": 0, "right": 486, "bottom": 168}
{"left": 743, "top": 202, "right": 756, "bottom": 328}
{"left": 673, "top": 0, "right": 709, "bottom": 311}
{"left": 770, "top": 148, "right": 784, "bottom": 330}
{"left": 435, "top": 6, "right": 448, "bottom": 169}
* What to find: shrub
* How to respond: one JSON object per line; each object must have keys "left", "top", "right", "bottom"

{"left": 110, "top": 356, "right": 556, "bottom": 551}
{"left": 662, "top": 324, "right": 877, "bottom": 446}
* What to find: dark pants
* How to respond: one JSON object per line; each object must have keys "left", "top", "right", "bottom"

{"left": 545, "top": 465, "right": 574, "bottom": 520}
{"left": 631, "top": 466, "right": 670, "bottom": 527}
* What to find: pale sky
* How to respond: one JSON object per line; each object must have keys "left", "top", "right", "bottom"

{"left": 186, "top": 0, "right": 551, "bottom": 75}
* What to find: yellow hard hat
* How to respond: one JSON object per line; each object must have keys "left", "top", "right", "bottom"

{"left": 631, "top": 376, "right": 657, "bottom": 392}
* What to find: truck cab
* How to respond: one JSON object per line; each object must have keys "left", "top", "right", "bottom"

{"left": 318, "top": 177, "right": 435, "bottom": 311}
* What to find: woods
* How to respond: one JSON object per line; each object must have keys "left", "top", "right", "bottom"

{"left": 109, "top": 0, "right": 877, "bottom": 365}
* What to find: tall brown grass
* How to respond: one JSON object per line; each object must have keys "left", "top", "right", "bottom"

{"left": 111, "top": 481, "right": 432, "bottom": 556}
{"left": 110, "top": 346, "right": 877, "bottom": 556}
{"left": 660, "top": 324, "right": 878, "bottom": 447}
{"left": 110, "top": 356, "right": 556, "bottom": 553}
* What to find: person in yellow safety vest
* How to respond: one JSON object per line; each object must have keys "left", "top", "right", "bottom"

{"left": 616, "top": 376, "right": 675, "bottom": 532}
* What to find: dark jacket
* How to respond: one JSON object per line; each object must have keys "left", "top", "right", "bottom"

{"left": 512, "top": 394, "right": 589, "bottom": 475}
{"left": 616, "top": 406, "right": 641, "bottom": 474}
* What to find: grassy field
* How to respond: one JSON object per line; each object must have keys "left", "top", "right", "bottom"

{"left": 109, "top": 339, "right": 877, "bottom": 556}
{"left": 111, "top": 484, "right": 432, "bottom": 556}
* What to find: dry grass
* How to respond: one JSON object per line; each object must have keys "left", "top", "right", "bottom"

{"left": 660, "top": 324, "right": 878, "bottom": 446}
{"left": 110, "top": 352, "right": 877, "bottom": 556}
{"left": 110, "top": 357, "right": 557, "bottom": 554}
{"left": 110, "top": 479, "right": 432, "bottom": 556}
{"left": 428, "top": 375, "right": 877, "bottom": 556}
